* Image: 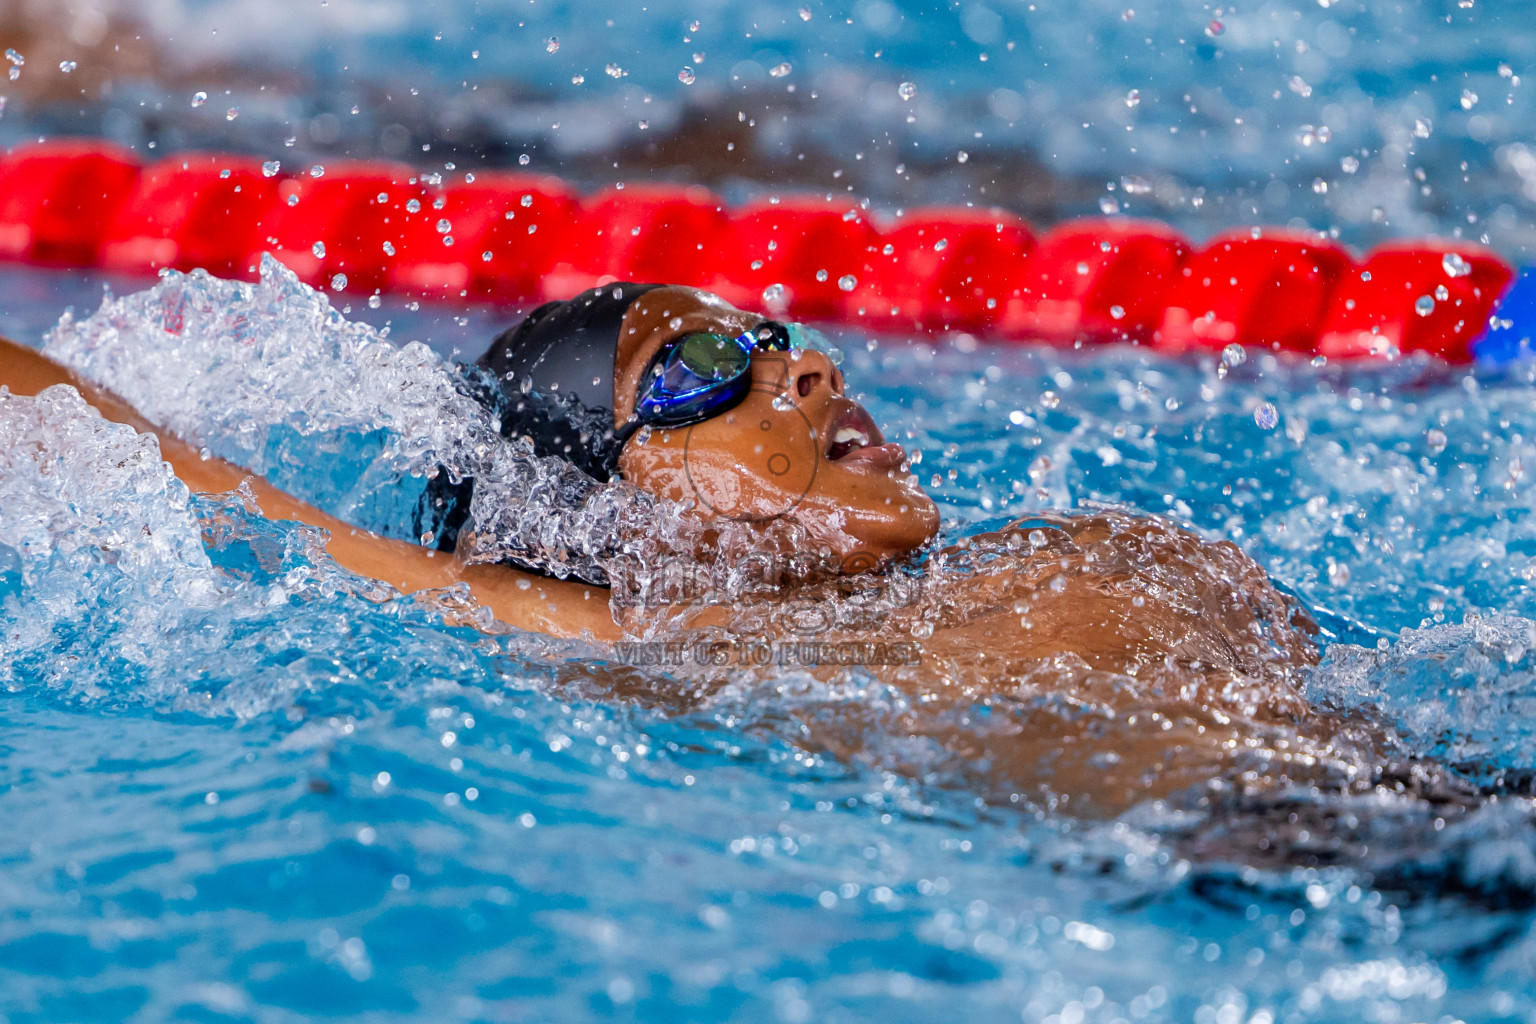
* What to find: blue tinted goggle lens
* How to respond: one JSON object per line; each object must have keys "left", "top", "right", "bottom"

{"left": 633, "top": 322, "right": 790, "bottom": 427}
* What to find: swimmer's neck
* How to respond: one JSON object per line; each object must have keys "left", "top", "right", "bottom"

{"left": 2, "top": 338, "right": 621, "bottom": 642}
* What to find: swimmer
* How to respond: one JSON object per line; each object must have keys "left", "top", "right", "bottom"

{"left": 2, "top": 284, "right": 1390, "bottom": 816}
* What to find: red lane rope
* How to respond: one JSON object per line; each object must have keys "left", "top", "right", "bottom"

{"left": 0, "top": 140, "right": 1515, "bottom": 363}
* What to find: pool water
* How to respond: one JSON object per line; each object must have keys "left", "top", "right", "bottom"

{"left": 6, "top": 258, "right": 1536, "bottom": 1024}
{"left": 7, "top": 0, "right": 1536, "bottom": 1020}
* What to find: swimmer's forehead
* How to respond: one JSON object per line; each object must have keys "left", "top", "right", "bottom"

{"left": 612, "top": 286, "right": 760, "bottom": 422}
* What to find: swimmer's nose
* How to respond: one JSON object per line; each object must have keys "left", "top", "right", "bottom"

{"left": 781, "top": 348, "right": 844, "bottom": 402}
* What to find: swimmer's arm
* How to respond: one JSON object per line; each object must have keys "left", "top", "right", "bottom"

{"left": 1, "top": 339, "right": 620, "bottom": 642}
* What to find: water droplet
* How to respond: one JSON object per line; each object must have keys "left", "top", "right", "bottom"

{"left": 1341, "top": 155, "right": 1360, "bottom": 174}
{"left": 1040, "top": 390, "right": 1060, "bottom": 410}
{"left": 436, "top": 218, "right": 452, "bottom": 234}
{"left": 1328, "top": 562, "right": 1351, "bottom": 585}
{"left": 1288, "top": 75, "right": 1312, "bottom": 98}
{"left": 382, "top": 240, "right": 396, "bottom": 256}
{"left": 1109, "top": 305, "right": 1126, "bottom": 320}
{"left": 406, "top": 198, "right": 422, "bottom": 213}
{"left": 1461, "top": 88, "right": 1478, "bottom": 109}
{"left": 605, "top": 63, "right": 626, "bottom": 78}
{"left": 1205, "top": 19, "right": 1224, "bottom": 36}
{"left": 58, "top": 60, "right": 77, "bottom": 73}
{"left": 762, "top": 283, "right": 787, "bottom": 306}
{"left": 815, "top": 269, "right": 829, "bottom": 283}
{"left": 678, "top": 66, "right": 695, "bottom": 85}
{"left": 545, "top": 37, "right": 559, "bottom": 53}
{"left": 1099, "top": 197, "right": 1120, "bottom": 215}
{"left": 330, "top": 273, "right": 348, "bottom": 291}
{"left": 1254, "top": 402, "right": 1278, "bottom": 430}
{"left": 1124, "top": 89, "right": 1140, "bottom": 107}
{"left": 311, "top": 241, "right": 326, "bottom": 258}
{"left": 1434, "top": 284, "right": 1450, "bottom": 301}
{"left": 4, "top": 49, "right": 23, "bottom": 66}
{"left": 1222, "top": 343, "right": 1248, "bottom": 368}
{"left": 769, "top": 62, "right": 792, "bottom": 78}
{"left": 225, "top": 107, "right": 239, "bottom": 121}
{"left": 1427, "top": 428, "right": 1448, "bottom": 453}
{"left": 191, "top": 90, "right": 207, "bottom": 107}
{"left": 519, "top": 154, "right": 531, "bottom": 166}
{"left": 1413, "top": 118, "right": 1433, "bottom": 138}
{"left": 261, "top": 160, "right": 280, "bottom": 177}
{"left": 897, "top": 81, "right": 917, "bottom": 101}
{"left": 1121, "top": 175, "right": 1151, "bottom": 195}
{"left": 838, "top": 274, "right": 857, "bottom": 292}
{"left": 1415, "top": 295, "right": 1436, "bottom": 316}
{"left": 1442, "top": 252, "right": 1472, "bottom": 278}
{"left": 799, "top": 7, "right": 812, "bottom": 19}
{"left": 933, "top": 238, "right": 949, "bottom": 252}
{"left": 368, "top": 294, "right": 382, "bottom": 309}
{"left": 571, "top": 74, "right": 585, "bottom": 85}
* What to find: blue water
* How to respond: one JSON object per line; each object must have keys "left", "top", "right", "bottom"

{"left": 6, "top": 1, "right": 1536, "bottom": 1021}
{"left": 8, "top": 260, "right": 1536, "bottom": 1023}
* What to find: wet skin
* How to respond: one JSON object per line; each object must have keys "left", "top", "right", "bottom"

{"left": 610, "top": 286, "right": 940, "bottom": 565}
{"left": 3, "top": 290, "right": 1364, "bottom": 817}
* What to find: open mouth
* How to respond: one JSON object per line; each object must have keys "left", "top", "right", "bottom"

{"left": 823, "top": 399, "right": 907, "bottom": 469}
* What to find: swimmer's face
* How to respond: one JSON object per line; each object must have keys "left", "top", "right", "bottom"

{"left": 612, "top": 286, "right": 940, "bottom": 568}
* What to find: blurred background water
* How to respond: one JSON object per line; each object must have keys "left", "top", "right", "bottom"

{"left": 6, "top": 3, "right": 1536, "bottom": 1023}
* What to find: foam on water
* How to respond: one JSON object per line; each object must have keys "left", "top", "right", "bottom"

{"left": 10, "top": 265, "right": 1536, "bottom": 1020}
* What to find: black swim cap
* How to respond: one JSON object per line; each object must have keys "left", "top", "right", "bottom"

{"left": 413, "top": 282, "right": 660, "bottom": 566}
{"left": 478, "top": 281, "right": 661, "bottom": 482}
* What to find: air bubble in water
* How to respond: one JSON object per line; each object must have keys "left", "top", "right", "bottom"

{"left": 606, "top": 63, "right": 626, "bottom": 78}
{"left": 1461, "top": 89, "right": 1478, "bottom": 109}
{"left": 1341, "top": 156, "right": 1360, "bottom": 174}
{"left": 769, "top": 62, "right": 792, "bottom": 77}
{"left": 762, "top": 283, "right": 787, "bottom": 306}
{"left": 368, "top": 294, "right": 382, "bottom": 309}
{"left": 1222, "top": 343, "right": 1247, "bottom": 368}
{"left": 59, "top": 60, "right": 77, "bottom": 73}
{"left": 262, "top": 160, "right": 280, "bottom": 177}
{"left": 1109, "top": 305, "right": 1126, "bottom": 320}
{"left": 838, "top": 274, "right": 857, "bottom": 292}
{"left": 815, "top": 269, "right": 829, "bottom": 283}
{"left": 1442, "top": 252, "right": 1472, "bottom": 278}
{"left": 1205, "top": 19, "right": 1224, "bottom": 36}
{"left": 799, "top": 7, "right": 812, "bottom": 19}
{"left": 191, "top": 90, "right": 207, "bottom": 107}
{"left": 1427, "top": 428, "right": 1448, "bottom": 454}
{"left": 1099, "top": 197, "right": 1120, "bottom": 215}
{"left": 382, "top": 240, "right": 395, "bottom": 256}
{"left": 436, "top": 218, "right": 452, "bottom": 234}
{"left": 898, "top": 81, "right": 917, "bottom": 101}
{"left": 312, "top": 241, "right": 326, "bottom": 258}
{"left": 1413, "top": 118, "right": 1433, "bottom": 138}
{"left": 1125, "top": 89, "right": 1140, "bottom": 107}
{"left": 331, "top": 273, "right": 348, "bottom": 290}
{"left": 405, "top": 198, "right": 421, "bottom": 213}
{"left": 1415, "top": 295, "right": 1436, "bottom": 317}
{"left": 1434, "top": 284, "right": 1450, "bottom": 301}
{"left": 678, "top": 66, "right": 695, "bottom": 85}
{"left": 226, "top": 107, "right": 239, "bottom": 121}
{"left": 1254, "top": 402, "right": 1278, "bottom": 430}
{"left": 545, "top": 37, "right": 559, "bottom": 53}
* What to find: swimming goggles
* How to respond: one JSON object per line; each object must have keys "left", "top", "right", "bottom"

{"left": 631, "top": 320, "right": 794, "bottom": 428}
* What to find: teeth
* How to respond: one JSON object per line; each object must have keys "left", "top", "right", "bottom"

{"left": 834, "top": 426, "right": 869, "bottom": 447}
